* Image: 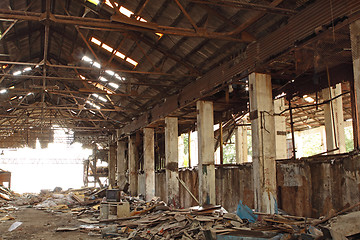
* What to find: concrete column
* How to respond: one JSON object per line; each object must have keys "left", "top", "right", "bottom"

{"left": 274, "top": 98, "right": 287, "bottom": 159}
{"left": 350, "top": 20, "right": 360, "bottom": 149}
{"left": 116, "top": 140, "right": 127, "bottom": 190}
{"left": 249, "top": 73, "right": 277, "bottom": 213}
{"left": 165, "top": 117, "right": 179, "bottom": 207}
{"left": 235, "top": 126, "right": 248, "bottom": 164}
{"left": 322, "top": 84, "right": 346, "bottom": 153}
{"left": 128, "top": 135, "right": 138, "bottom": 196}
{"left": 143, "top": 128, "right": 155, "bottom": 201}
{"left": 108, "top": 143, "right": 116, "bottom": 187}
{"left": 197, "top": 101, "right": 216, "bottom": 205}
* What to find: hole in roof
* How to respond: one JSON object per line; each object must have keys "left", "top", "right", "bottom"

{"left": 102, "top": 43, "right": 113, "bottom": 53}
{"left": 119, "top": 6, "right": 134, "bottom": 18}
{"left": 108, "top": 82, "right": 119, "bottom": 89}
{"left": 82, "top": 56, "right": 92, "bottom": 62}
{"left": 105, "top": 70, "right": 115, "bottom": 76}
{"left": 115, "top": 51, "right": 125, "bottom": 59}
{"left": 126, "top": 57, "right": 138, "bottom": 67}
{"left": 105, "top": 0, "right": 118, "bottom": 7}
{"left": 93, "top": 62, "right": 101, "bottom": 68}
{"left": 99, "top": 76, "right": 108, "bottom": 82}
{"left": 103, "top": 3, "right": 163, "bottom": 39}
{"left": 87, "top": 0, "right": 100, "bottom": 5}
{"left": 91, "top": 37, "right": 101, "bottom": 46}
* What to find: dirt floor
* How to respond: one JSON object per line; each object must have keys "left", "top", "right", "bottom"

{"left": 0, "top": 207, "right": 102, "bottom": 240}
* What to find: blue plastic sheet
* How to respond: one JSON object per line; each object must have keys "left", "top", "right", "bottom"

{"left": 236, "top": 200, "right": 258, "bottom": 223}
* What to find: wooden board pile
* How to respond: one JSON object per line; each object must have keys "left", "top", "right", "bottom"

{"left": 5, "top": 187, "right": 360, "bottom": 239}
{"left": 0, "top": 185, "right": 12, "bottom": 201}
{"left": 72, "top": 199, "right": 360, "bottom": 239}
{"left": 98, "top": 206, "right": 319, "bottom": 239}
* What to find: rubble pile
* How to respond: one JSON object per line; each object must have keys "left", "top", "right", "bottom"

{"left": 0, "top": 186, "right": 360, "bottom": 239}
{"left": 0, "top": 185, "right": 12, "bottom": 202}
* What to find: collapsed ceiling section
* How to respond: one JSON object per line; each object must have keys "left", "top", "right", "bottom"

{"left": 0, "top": 0, "right": 357, "bottom": 147}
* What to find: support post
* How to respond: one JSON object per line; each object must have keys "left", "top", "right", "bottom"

{"left": 188, "top": 130, "right": 191, "bottom": 167}
{"left": 128, "top": 135, "right": 138, "bottom": 196}
{"left": 143, "top": 128, "right": 155, "bottom": 201}
{"left": 235, "top": 126, "right": 248, "bottom": 164}
{"left": 249, "top": 73, "right": 277, "bottom": 213}
{"left": 219, "top": 119, "right": 224, "bottom": 164}
{"left": 116, "top": 139, "right": 127, "bottom": 190}
{"left": 197, "top": 100, "right": 216, "bottom": 205}
{"left": 274, "top": 98, "right": 287, "bottom": 159}
{"left": 108, "top": 143, "right": 116, "bottom": 187}
{"left": 350, "top": 20, "right": 360, "bottom": 150}
{"left": 165, "top": 117, "right": 179, "bottom": 207}
{"left": 322, "top": 84, "right": 346, "bottom": 153}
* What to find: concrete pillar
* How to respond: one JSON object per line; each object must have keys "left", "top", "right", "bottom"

{"left": 190, "top": 131, "right": 198, "bottom": 167}
{"left": 165, "top": 117, "right": 179, "bottom": 207}
{"left": 249, "top": 73, "right": 277, "bottom": 213}
{"left": 128, "top": 135, "right": 138, "bottom": 196}
{"left": 350, "top": 20, "right": 360, "bottom": 149}
{"left": 143, "top": 128, "right": 155, "bottom": 201}
{"left": 108, "top": 143, "right": 116, "bottom": 187}
{"left": 197, "top": 101, "right": 216, "bottom": 205}
{"left": 274, "top": 98, "right": 287, "bottom": 159}
{"left": 322, "top": 84, "right": 346, "bottom": 153}
{"left": 117, "top": 140, "right": 127, "bottom": 190}
{"left": 235, "top": 126, "right": 248, "bottom": 164}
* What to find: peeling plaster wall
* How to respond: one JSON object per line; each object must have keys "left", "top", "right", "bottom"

{"left": 155, "top": 170, "right": 166, "bottom": 201}
{"left": 278, "top": 154, "right": 360, "bottom": 217}
{"left": 155, "top": 154, "right": 360, "bottom": 217}
{"left": 179, "top": 168, "right": 199, "bottom": 207}
{"left": 215, "top": 165, "right": 254, "bottom": 212}
{"left": 156, "top": 164, "right": 253, "bottom": 212}
{"left": 276, "top": 161, "right": 312, "bottom": 216}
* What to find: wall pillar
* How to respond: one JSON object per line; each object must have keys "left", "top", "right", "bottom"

{"left": 116, "top": 140, "right": 127, "bottom": 190}
{"left": 235, "top": 126, "right": 248, "bottom": 164}
{"left": 249, "top": 73, "right": 277, "bottom": 213}
{"left": 197, "top": 100, "right": 216, "bottom": 205}
{"left": 350, "top": 20, "right": 360, "bottom": 149}
{"left": 108, "top": 142, "right": 116, "bottom": 188}
{"left": 322, "top": 84, "right": 346, "bottom": 153}
{"left": 274, "top": 98, "right": 287, "bottom": 159}
{"left": 128, "top": 135, "right": 138, "bottom": 196}
{"left": 143, "top": 128, "right": 155, "bottom": 201}
{"left": 165, "top": 117, "right": 179, "bottom": 207}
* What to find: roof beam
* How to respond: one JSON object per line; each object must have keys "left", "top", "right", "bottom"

{"left": 4, "top": 105, "right": 122, "bottom": 112}
{"left": 0, "top": 21, "right": 18, "bottom": 41}
{"left": 118, "top": 0, "right": 360, "bottom": 135}
{"left": 189, "top": 0, "right": 297, "bottom": 15}
{"left": 0, "top": 60, "right": 195, "bottom": 76}
{"left": 174, "top": 0, "right": 199, "bottom": 32}
{"left": 129, "top": 33, "right": 200, "bottom": 74}
{"left": 0, "top": 9, "right": 254, "bottom": 42}
{"left": 1, "top": 73, "right": 181, "bottom": 88}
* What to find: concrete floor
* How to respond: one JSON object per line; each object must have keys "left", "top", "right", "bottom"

{"left": 0, "top": 207, "right": 101, "bottom": 240}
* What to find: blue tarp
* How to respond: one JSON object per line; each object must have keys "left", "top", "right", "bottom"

{"left": 236, "top": 200, "right": 258, "bottom": 223}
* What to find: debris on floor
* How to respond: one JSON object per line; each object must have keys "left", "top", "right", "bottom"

{"left": 0, "top": 185, "right": 12, "bottom": 201}
{"left": 1, "top": 186, "right": 360, "bottom": 239}
{"left": 8, "top": 221, "right": 22, "bottom": 232}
